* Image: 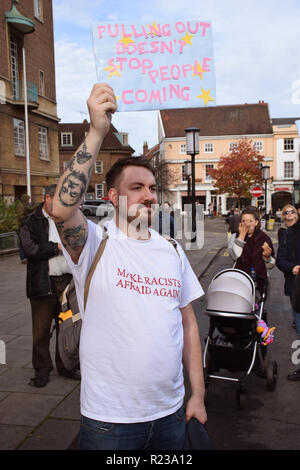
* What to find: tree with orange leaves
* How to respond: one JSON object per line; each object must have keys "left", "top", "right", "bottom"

{"left": 207, "top": 139, "right": 264, "bottom": 208}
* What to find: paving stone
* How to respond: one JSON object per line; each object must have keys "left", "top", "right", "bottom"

{"left": 0, "top": 368, "right": 79, "bottom": 396}
{"left": 0, "top": 391, "right": 9, "bottom": 402}
{"left": 6, "top": 335, "right": 33, "bottom": 351}
{"left": 50, "top": 384, "right": 81, "bottom": 420}
{"left": 0, "top": 392, "right": 63, "bottom": 426}
{"left": 19, "top": 418, "right": 80, "bottom": 450}
{"left": 1, "top": 348, "right": 32, "bottom": 368}
{"left": 0, "top": 424, "right": 34, "bottom": 450}
{"left": 0, "top": 313, "right": 29, "bottom": 334}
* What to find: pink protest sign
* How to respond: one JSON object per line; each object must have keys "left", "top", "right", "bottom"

{"left": 92, "top": 20, "right": 216, "bottom": 112}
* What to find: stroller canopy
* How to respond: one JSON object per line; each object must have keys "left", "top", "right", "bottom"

{"left": 206, "top": 269, "right": 255, "bottom": 317}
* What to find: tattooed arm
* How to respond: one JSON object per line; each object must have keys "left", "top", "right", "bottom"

{"left": 51, "top": 84, "right": 117, "bottom": 263}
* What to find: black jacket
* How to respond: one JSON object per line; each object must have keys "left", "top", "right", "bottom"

{"left": 19, "top": 203, "right": 60, "bottom": 298}
{"left": 276, "top": 220, "right": 300, "bottom": 296}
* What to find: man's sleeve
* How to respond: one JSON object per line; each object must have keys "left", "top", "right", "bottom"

{"left": 19, "top": 222, "right": 59, "bottom": 261}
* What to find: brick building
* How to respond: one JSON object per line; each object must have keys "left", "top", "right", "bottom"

{"left": 0, "top": 0, "right": 59, "bottom": 203}
{"left": 59, "top": 121, "right": 135, "bottom": 199}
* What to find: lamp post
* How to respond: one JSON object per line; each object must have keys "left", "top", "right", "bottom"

{"left": 185, "top": 127, "right": 200, "bottom": 237}
{"left": 184, "top": 159, "right": 192, "bottom": 203}
{"left": 261, "top": 165, "right": 270, "bottom": 215}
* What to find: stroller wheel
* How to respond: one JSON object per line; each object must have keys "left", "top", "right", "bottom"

{"left": 236, "top": 386, "right": 247, "bottom": 410}
{"left": 266, "top": 360, "right": 278, "bottom": 391}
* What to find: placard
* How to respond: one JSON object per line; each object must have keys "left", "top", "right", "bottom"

{"left": 92, "top": 20, "right": 216, "bottom": 112}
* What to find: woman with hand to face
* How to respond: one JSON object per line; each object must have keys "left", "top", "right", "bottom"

{"left": 228, "top": 207, "right": 275, "bottom": 296}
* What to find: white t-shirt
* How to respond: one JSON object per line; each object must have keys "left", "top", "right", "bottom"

{"left": 62, "top": 219, "right": 204, "bottom": 423}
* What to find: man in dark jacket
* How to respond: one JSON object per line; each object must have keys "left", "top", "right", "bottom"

{"left": 19, "top": 185, "right": 80, "bottom": 387}
{"left": 276, "top": 219, "right": 300, "bottom": 381}
{"left": 228, "top": 208, "right": 240, "bottom": 235}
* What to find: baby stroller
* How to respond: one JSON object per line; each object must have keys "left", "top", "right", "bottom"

{"left": 203, "top": 268, "right": 277, "bottom": 409}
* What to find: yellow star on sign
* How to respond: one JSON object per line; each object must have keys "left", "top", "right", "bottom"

{"left": 148, "top": 21, "right": 161, "bottom": 37}
{"left": 118, "top": 33, "right": 134, "bottom": 47}
{"left": 197, "top": 88, "right": 215, "bottom": 106}
{"left": 103, "top": 64, "right": 121, "bottom": 78}
{"left": 193, "top": 62, "right": 205, "bottom": 79}
{"left": 180, "top": 31, "right": 193, "bottom": 45}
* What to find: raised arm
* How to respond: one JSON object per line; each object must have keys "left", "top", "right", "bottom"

{"left": 51, "top": 84, "right": 117, "bottom": 263}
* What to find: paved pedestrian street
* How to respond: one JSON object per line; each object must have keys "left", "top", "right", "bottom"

{"left": 0, "top": 217, "right": 300, "bottom": 450}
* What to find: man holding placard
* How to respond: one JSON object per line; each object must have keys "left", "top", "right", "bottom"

{"left": 50, "top": 83, "right": 207, "bottom": 450}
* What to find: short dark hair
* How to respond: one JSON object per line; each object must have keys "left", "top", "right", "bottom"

{"left": 44, "top": 184, "right": 57, "bottom": 198}
{"left": 105, "top": 157, "right": 156, "bottom": 190}
{"left": 241, "top": 205, "right": 261, "bottom": 228}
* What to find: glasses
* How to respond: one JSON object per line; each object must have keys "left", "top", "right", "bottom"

{"left": 284, "top": 210, "right": 296, "bottom": 215}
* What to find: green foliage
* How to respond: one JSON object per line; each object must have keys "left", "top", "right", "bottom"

{"left": 0, "top": 199, "right": 19, "bottom": 234}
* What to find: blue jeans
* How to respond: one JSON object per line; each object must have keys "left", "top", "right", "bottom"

{"left": 79, "top": 406, "right": 186, "bottom": 450}
{"left": 290, "top": 297, "right": 300, "bottom": 337}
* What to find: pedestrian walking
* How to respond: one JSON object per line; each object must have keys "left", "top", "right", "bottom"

{"left": 51, "top": 83, "right": 207, "bottom": 451}
{"left": 276, "top": 214, "right": 300, "bottom": 381}
{"left": 228, "top": 206, "right": 275, "bottom": 296}
{"left": 16, "top": 194, "right": 36, "bottom": 264}
{"left": 277, "top": 204, "right": 298, "bottom": 244}
{"left": 19, "top": 184, "right": 81, "bottom": 387}
{"left": 158, "top": 201, "right": 175, "bottom": 239}
{"left": 228, "top": 207, "right": 240, "bottom": 236}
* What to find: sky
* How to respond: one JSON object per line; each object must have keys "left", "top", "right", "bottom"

{"left": 52, "top": 0, "right": 300, "bottom": 155}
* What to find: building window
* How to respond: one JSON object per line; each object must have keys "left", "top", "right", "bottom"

{"left": 180, "top": 144, "right": 186, "bottom": 154}
{"left": 63, "top": 161, "right": 69, "bottom": 171}
{"left": 95, "top": 184, "right": 104, "bottom": 199}
{"left": 39, "top": 70, "right": 44, "bottom": 95}
{"left": 10, "top": 36, "right": 19, "bottom": 99}
{"left": 254, "top": 141, "right": 263, "bottom": 152}
{"left": 61, "top": 132, "right": 73, "bottom": 146}
{"left": 284, "top": 139, "right": 294, "bottom": 151}
{"left": 34, "top": 0, "right": 43, "bottom": 21}
{"left": 284, "top": 162, "right": 294, "bottom": 179}
{"left": 229, "top": 142, "right": 238, "bottom": 151}
{"left": 95, "top": 161, "right": 103, "bottom": 174}
{"left": 13, "top": 118, "right": 25, "bottom": 156}
{"left": 39, "top": 126, "right": 49, "bottom": 160}
{"left": 204, "top": 143, "right": 214, "bottom": 153}
{"left": 205, "top": 164, "right": 214, "bottom": 181}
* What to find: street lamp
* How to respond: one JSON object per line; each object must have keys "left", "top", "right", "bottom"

{"left": 184, "top": 160, "right": 192, "bottom": 203}
{"left": 185, "top": 127, "right": 200, "bottom": 237}
{"left": 5, "top": 0, "right": 35, "bottom": 199}
{"left": 261, "top": 165, "right": 270, "bottom": 214}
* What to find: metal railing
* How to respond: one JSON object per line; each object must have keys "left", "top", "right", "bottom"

{"left": 0, "top": 231, "right": 19, "bottom": 251}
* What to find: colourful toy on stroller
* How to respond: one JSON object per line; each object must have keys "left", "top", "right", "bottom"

{"left": 203, "top": 268, "right": 277, "bottom": 409}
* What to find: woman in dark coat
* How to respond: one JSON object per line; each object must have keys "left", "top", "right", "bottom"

{"left": 228, "top": 207, "right": 275, "bottom": 296}
{"left": 276, "top": 218, "right": 300, "bottom": 381}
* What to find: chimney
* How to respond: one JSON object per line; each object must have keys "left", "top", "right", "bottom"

{"left": 143, "top": 141, "right": 149, "bottom": 156}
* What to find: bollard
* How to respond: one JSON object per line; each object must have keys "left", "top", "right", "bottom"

{"left": 0, "top": 340, "right": 6, "bottom": 364}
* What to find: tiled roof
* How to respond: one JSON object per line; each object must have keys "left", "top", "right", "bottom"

{"left": 271, "top": 118, "right": 300, "bottom": 125}
{"left": 59, "top": 121, "right": 134, "bottom": 153}
{"left": 160, "top": 103, "right": 273, "bottom": 137}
